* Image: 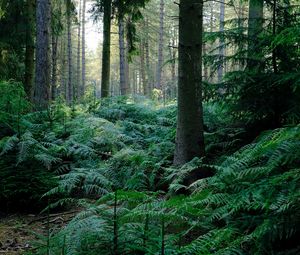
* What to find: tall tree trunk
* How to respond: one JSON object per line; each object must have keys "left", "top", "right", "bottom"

{"left": 25, "top": 0, "right": 35, "bottom": 101}
{"left": 77, "top": 0, "right": 82, "bottom": 99}
{"left": 217, "top": 0, "right": 225, "bottom": 82}
{"left": 170, "top": 28, "right": 177, "bottom": 98}
{"left": 209, "top": 2, "right": 214, "bottom": 82}
{"left": 101, "top": 0, "right": 112, "bottom": 98}
{"left": 202, "top": 21, "right": 208, "bottom": 82}
{"left": 272, "top": 0, "right": 278, "bottom": 73}
{"left": 59, "top": 33, "right": 67, "bottom": 99}
{"left": 174, "top": 0, "right": 205, "bottom": 166}
{"left": 247, "top": 0, "right": 264, "bottom": 70}
{"left": 81, "top": 0, "right": 86, "bottom": 96}
{"left": 125, "top": 26, "right": 130, "bottom": 94}
{"left": 66, "top": 0, "right": 73, "bottom": 104}
{"left": 34, "top": 0, "right": 51, "bottom": 110}
{"left": 155, "top": 0, "right": 164, "bottom": 90}
{"left": 119, "top": 17, "right": 129, "bottom": 95}
{"left": 132, "top": 69, "right": 137, "bottom": 95}
{"left": 51, "top": 35, "right": 58, "bottom": 101}
{"left": 140, "top": 40, "right": 147, "bottom": 96}
{"left": 238, "top": 0, "right": 245, "bottom": 70}
{"left": 145, "top": 18, "right": 152, "bottom": 95}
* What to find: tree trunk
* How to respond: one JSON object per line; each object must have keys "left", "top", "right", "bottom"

{"left": 209, "top": 2, "right": 214, "bottom": 82}
{"left": 174, "top": 0, "right": 205, "bottom": 166}
{"left": 101, "top": 0, "right": 112, "bottom": 98}
{"left": 67, "top": 0, "right": 73, "bottom": 104}
{"left": 59, "top": 33, "right": 67, "bottom": 99}
{"left": 247, "top": 0, "right": 264, "bottom": 70}
{"left": 81, "top": 0, "right": 86, "bottom": 97}
{"left": 238, "top": 0, "right": 245, "bottom": 70}
{"left": 272, "top": 0, "right": 278, "bottom": 73}
{"left": 25, "top": 0, "right": 35, "bottom": 101}
{"left": 145, "top": 18, "right": 152, "bottom": 95}
{"left": 203, "top": 40, "right": 208, "bottom": 82}
{"left": 140, "top": 40, "right": 147, "bottom": 96}
{"left": 217, "top": 0, "right": 225, "bottom": 82}
{"left": 51, "top": 35, "right": 58, "bottom": 101}
{"left": 132, "top": 69, "right": 137, "bottom": 95}
{"left": 34, "top": 0, "right": 51, "bottom": 110}
{"left": 77, "top": 0, "right": 82, "bottom": 99}
{"left": 155, "top": 0, "right": 164, "bottom": 90}
{"left": 170, "top": 29, "right": 177, "bottom": 98}
{"left": 119, "top": 17, "right": 129, "bottom": 95}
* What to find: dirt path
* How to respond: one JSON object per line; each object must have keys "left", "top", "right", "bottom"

{"left": 0, "top": 211, "right": 78, "bottom": 254}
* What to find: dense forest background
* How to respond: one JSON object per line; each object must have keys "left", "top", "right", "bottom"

{"left": 0, "top": 0, "right": 300, "bottom": 254}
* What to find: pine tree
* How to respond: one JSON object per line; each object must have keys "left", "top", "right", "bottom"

{"left": 101, "top": 0, "right": 112, "bottom": 98}
{"left": 34, "top": 0, "right": 51, "bottom": 110}
{"left": 66, "top": 0, "right": 73, "bottom": 104}
{"left": 81, "top": 0, "right": 86, "bottom": 97}
{"left": 174, "top": 0, "right": 205, "bottom": 166}
{"left": 25, "top": 0, "right": 35, "bottom": 101}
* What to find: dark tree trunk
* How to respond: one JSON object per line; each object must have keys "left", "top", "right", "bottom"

{"left": 101, "top": 0, "right": 112, "bottom": 98}
{"left": 81, "top": 0, "right": 86, "bottom": 96}
{"left": 66, "top": 0, "right": 73, "bottom": 104}
{"left": 77, "top": 0, "right": 82, "bottom": 99}
{"left": 119, "top": 17, "right": 129, "bottom": 95}
{"left": 272, "top": 0, "right": 278, "bottom": 73}
{"left": 145, "top": 18, "right": 152, "bottom": 95}
{"left": 247, "top": 0, "right": 264, "bottom": 70}
{"left": 34, "top": 0, "right": 51, "bottom": 110}
{"left": 174, "top": 0, "right": 205, "bottom": 166}
{"left": 51, "top": 35, "right": 58, "bottom": 101}
{"left": 155, "top": 0, "right": 164, "bottom": 90}
{"left": 217, "top": 0, "right": 225, "bottom": 82}
{"left": 25, "top": 0, "right": 35, "bottom": 101}
{"left": 59, "top": 33, "right": 67, "bottom": 99}
{"left": 238, "top": 0, "right": 245, "bottom": 70}
{"left": 140, "top": 41, "right": 147, "bottom": 96}
{"left": 170, "top": 29, "right": 177, "bottom": 98}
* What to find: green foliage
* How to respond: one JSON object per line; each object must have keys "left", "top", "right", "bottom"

{"left": 0, "top": 80, "right": 31, "bottom": 129}
{"left": 183, "top": 126, "right": 300, "bottom": 255}
{"left": 204, "top": 0, "right": 300, "bottom": 132}
{"left": 1, "top": 97, "right": 298, "bottom": 254}
{"left": 0, "top": 131, "right": 59, "bottom": 211}
{"left": 0, "top": 0, "right": 26, "bottom": 81}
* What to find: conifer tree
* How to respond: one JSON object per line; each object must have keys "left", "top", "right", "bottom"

{"left": 25, "top": 0, "right": 35, "bottom": 100}
{"left": 34, "top": 0, "right": 51, "bottom": 109}
{"left": 174, "top": 0, "right": 205, "bottom": 166}
{"left": 101, "top": 0, "right": 112, "bottom": 98}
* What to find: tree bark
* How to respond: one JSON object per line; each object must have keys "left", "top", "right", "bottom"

{"left": 51, "top": 35, "right": 58, "bottom": 101}
{"left": 140, "top": 40, "right": 147, "bottom": 96}
{"left": 25, "top": 0, "right": 35, "bottom": 101}
{"left": 59, "top": 33, "right": 67, "bottom": 99}
{"left": 272, "top": 0, "right": 278, "bottom": 73}
{"left": 170, "top": 28, "right": 177, "bottom": 98}
{"left": 145, "top": 18, "right": 152, "bottom": 95}
{"left": 247, "top": 0, "right": 264, "bottom": 70}
{"left": 217, "top": 0, "right": 225, "bottom": 82}
{"left": 77, "top": 0, "right": 82, "bottom": 99}
{"left": 81, "top": 0, "right": 86, "bottom": 97}
{"left": 155, "top": 0, "right": 164, "bottom": 90}
{"left": 101, "top": 0, "right": 112, "bottom": 98}
{"left": 119, "top": 17, "right": 129, "bottom": 95}
{"left": 238, "top": 0, "right": 245, "bottom": 70}
{"left": 34, "top": 0, "right": 51, "bottom": 110}
{"left": 66, "top": 0, "right": 73, "bottom": 104}
{"left": 174, "top": 0, "right": 205, "bottom": 166}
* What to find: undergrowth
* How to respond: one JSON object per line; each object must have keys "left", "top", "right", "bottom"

{"left": 0, "top": 84, "right": 299, "bottom": 254}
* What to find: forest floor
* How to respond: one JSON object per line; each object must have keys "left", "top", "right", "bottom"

{"left": 0, "top": 211, "right": 78, "bottom": 254}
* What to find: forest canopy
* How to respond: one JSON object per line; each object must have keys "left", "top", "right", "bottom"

{"left": 0, "top": 0, "right": 299, "bottom": 254}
